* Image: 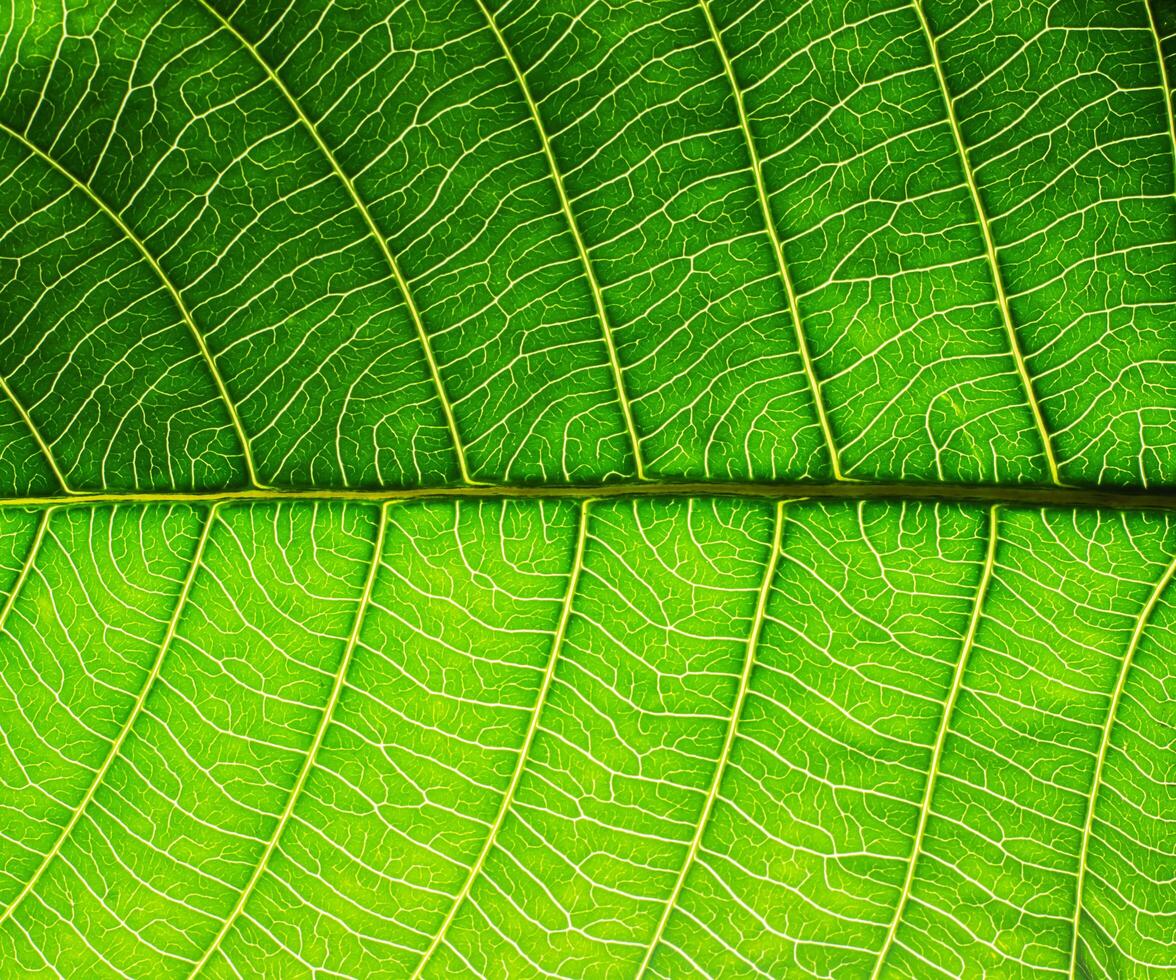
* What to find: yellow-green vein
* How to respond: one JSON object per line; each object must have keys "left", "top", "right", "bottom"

{"left": 870, "top": 502, "right": 1000, "bottom": 977}
{"left": 194, "top": 0, "right": 476, "bottom": 487}
{"left": 1068, "top": 545, "right": 1176, "bottom": 978}
{"left": 473, "top": 0, "right": 647, "bottom": 480}
{"left": 1145, "top": 0, "right": 1176, "bottom": 189}
{"left": 911, "top": 0, "right": 1062, "bottom": 487}
{"left": 635, "top": 497, "right": 786, "bottom": 977}
{"left": 0, "top": 377, "right": 71, "bottom": 494}
{"left": 0, "top": 503, "right": 217, "bottom": 926}
{"left": 410, "top": 496, "right": 591, "bottom": 977}
{"left": 0, "top": 122, "right": 263, "bottom": 490}
{"left": 699, "top": 1, "right": 844, "bottom": 481}
{"left": 187, "top": 501, "right": 390, "bottom": 977}
{"left": 0, "top": 507, "right": 52, "bottom": 633}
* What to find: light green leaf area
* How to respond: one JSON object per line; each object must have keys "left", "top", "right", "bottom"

{"left": 0, "top": 0, "right": 1174, "bottom": 977}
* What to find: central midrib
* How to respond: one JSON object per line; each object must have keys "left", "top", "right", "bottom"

{"left": 3, "top": 479, "right": 1176, "bottom": 512}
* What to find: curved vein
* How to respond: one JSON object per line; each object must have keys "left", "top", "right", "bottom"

{"left": 0, "top": 507, "right": 52, "bottom": 633}
{"left": 871, "top": 502, "right": 1000, "bottom": 977}
{"left": 410, "top": 496, "right": 591, "bottom": 978}
{"left": 0, "top": 503, "right": 217, "bottom": 926}
{"left": 911, "top": 0, "right": 1062, "bottom": 487}
{"left": 0, "top": 376, "right": 72, "bottom": 493}
{"left": 635, "top": 497, "right": 786, "bottom": 978}
{"left": 1068, "top": 545, "right": 1176, "bottom": 978}
{"left": 187, "top": 501, "right": 390, "bottom": 977}
{"left": 0, "top": 121, "right": 262, "bottom": 490}
{"left": 473, "top": 0, "right": 647, "bottom": 481}
{"left": 1145, "top": 0, "right": 1176, "bottom": 187}
{"left": 194, "top": 0, "right": 475, "bottom": 487}
{"left": 699, "top": 1, "right": 843, "bottom": 482}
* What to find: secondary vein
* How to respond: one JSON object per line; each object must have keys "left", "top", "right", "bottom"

{"left": 870, "top": 502, "right": 999, "bottom": 977}
{"left": 635, "top": 497, "right": 786, "bottom": 977}
{"left": 1067, "top": 544, "right": 1176, "bottom": 979}
{"left": 0, "top": 122, "right": 263, "bottom": 490}
{"left": 411, "top": 496, "right": 591, "bottom": 977}
{"left": 187, "top": 500, "right": 389, "bottom": 976}
{"left": 1144, "top": 0, "right": 1176, "bottom": 190}
{"left": 0, "top": 508, "right": 52, "bottom": 636}
{"left": 0, "top": 376, "right": 72, "bottom": 494}
{"left": 195, "top": 0, "right": 476, "bottom": 487}
{"left": 474, "top": 0, "right": 648, "bottom": 481}
{"left": 912, "top": 0, "right": 1062, "bottom": 487}
{"left": 0, "top": 503, "right": 217, "bottom": 927}
{"left": 699, "top": 0, "right": 844, "bottom": 482}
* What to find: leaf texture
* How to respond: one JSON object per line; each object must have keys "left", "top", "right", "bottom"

{"left": 0, "top": 0, "right": 1174, "bottom": 977}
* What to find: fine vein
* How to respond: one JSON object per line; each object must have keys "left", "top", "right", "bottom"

{"left": 1068, "top": 546, "right": 1176, "bottom": 978}
{"left": 870, "top": 502, "right": 1000, "bottom": 976}
{"left": 187, "top": 501, "right": 390, "bottom": 976}
{"left": 411, "top": 496, "right": 591, "bottom": 977}
{"left": 700, "top": 0, "right": 843, "bottom": 481}
{"left": 911, "top": 0, "right": 1062, "bottom": 486}
{"left": 635, "top": 497, "right": 786, "bottom": 977}
{"left": 0, "top": 503, "right": 218, "bottom": 926}
{"left": 474, "top": 0, "right": 647, "bottom": 480}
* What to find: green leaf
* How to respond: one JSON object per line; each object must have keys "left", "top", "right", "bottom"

{"left": 0, "top": 0, "right": 1173, "bottom": 977}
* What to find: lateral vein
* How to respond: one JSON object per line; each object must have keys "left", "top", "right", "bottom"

{"left": 0, "top": 503, "right": 218, "bottom": 927}
{"left": 912, "top": 0, "right": 1062, "bottom": 486}
{"left": 0, "top": 507, "right": 52, "bottom": 635}
{"left": 411, "top": 496, "right": 591, "bottom": 977}
{"left": 0, "top": 376, "right": 72, "bottom": 494}
{"left": 195, "top": 1, "right": 476, "bottom": 487}
{"left": 699, "top": 0, "right": 843, "bottom": 481}
{"left": 870, "top": 502, "right": 1000, "bottom": 977}
{"left": 186, "top": 501, "right": 390, "bottom": 977}
{"left": 1144, "top": 0, "right": 1176, "bottom": 189}
{"left": 635, "top": 497, "right": 786, "bottom": 977}
{"left": 474, "top": 0, "right": 647, "bottom": 480}
{"left": 0, "top": 122, "right": 263, "bottom": 490}
{"left": 1067, "top": 544, "right": 1176, "bottom": 978}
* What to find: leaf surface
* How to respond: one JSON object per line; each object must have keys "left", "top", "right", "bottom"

{"left": 0, "top": 0, "right": 1174, "bottom": 976}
